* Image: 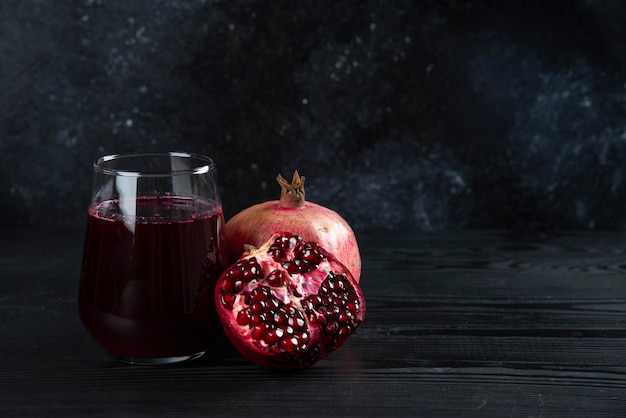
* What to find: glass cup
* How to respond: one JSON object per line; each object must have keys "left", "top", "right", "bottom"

{"left": 78, "top": 152, "right": 226, "bottom": 365}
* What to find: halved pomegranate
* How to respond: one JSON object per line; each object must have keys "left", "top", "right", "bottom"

{"left": 215, "top": 232, "right": 365, "bottom": 370}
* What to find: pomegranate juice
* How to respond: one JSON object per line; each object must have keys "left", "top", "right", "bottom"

{"left": 79, "top": 196, "right": 225, "bottom": 360}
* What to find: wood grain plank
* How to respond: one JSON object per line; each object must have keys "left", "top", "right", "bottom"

{"left": 2, "top": 230, "right": 626, "bottom": 416}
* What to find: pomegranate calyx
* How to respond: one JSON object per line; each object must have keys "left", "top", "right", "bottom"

{"left": 277, "top": 171, "right": 306, "bottom": 209}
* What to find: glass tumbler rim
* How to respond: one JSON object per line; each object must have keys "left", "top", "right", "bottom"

{"left": 93, "top": 152, "right": 215, "bottom": 178}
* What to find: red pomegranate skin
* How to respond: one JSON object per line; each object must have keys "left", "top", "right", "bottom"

{"left": 224, "top": 172, "right": 362, "bottom": 281}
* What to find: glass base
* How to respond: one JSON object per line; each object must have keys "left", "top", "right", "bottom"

{"left": 115, "top": 351, "right": 205, "bottom": 365}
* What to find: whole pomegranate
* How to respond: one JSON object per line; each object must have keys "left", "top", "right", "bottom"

{"left": 224, "top": 171, "right": 361, "bottom": 281}
{"left": 215, "top": 232, "right": 366, "bottom": 370}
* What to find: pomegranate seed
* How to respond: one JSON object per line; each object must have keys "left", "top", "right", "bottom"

{"left": 251, "top": 312, "right": 268, "bottom": 325}
{"left": 237, "top": 308, "right": 252, "bottom": 326}
{"left": 252, "top": 324, "right": 267, "bottom": 340}
{"left": 265, "top": 328, "right": 280, "bottom": 345}
{"left": 324, "top": 319, "right": 339, "bottom": 335}
{"left": 250, "top": 301, "right": 267, "bottom": 315}
{"left": 319, "top": 294, "right": 330, "bottom": 305}
{"left": 220, "top": 292, "right": 235, "bottom": 309}
{"left": 268, "top": 237, "right": 291, "bottom": 260}
{"left": 337, "top": 326, "right": 350, "bottom": 339}
{"left": 345, "top": 301, "right": 358, "bottom": 315}
{"left": 267, "top": 297, "right": 281, "bottom": 310}
{"left": 310, "top": 296, "right": 321, "bottom": 308}
{"left": 300, "top": 248, "right": 315, "bottom": 262}
{"left": 301, "top": 299, "right": 314, "bottom": 313}
{"left": 274, "top": 236, "right": 289, "bottom": 247}
{"left": 338, "top": 311, "right": 351, "bottom": 323}
{"left": 273, "top": 311, "right": 287, "bottom": 325}
{"left": 295, "top": 242, "right": 326, "bottom": 271}
{"left": 280, "top": 336, "right": 300, "bottom": 353}
{"left": 243, "top": 259, "right": 262, "bottom": 281}
{"left": 282, "top": 261, "right": 301, "bottom": 275}
{"left": 267, "top": 270, "right": 284, "bottom": 286}
{"left": 268, "top": 248, "right": 283, "bottom": 261}
{"left": 223, "top": 276, "right": 236, "bottom": 293}
{"left": 289, "top": 316, "right": 306, "bottom": 330}
{"left": 250, "top": 286, "right": 271, "bottom": 302}
{"left": 350, "top": 292, "right": 360, "bottom": 304}
{"left": 288, "top": 236, "right": 301, "bottom": 248}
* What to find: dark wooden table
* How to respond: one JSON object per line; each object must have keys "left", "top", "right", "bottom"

{"left": 2, "top": 229, "right": 626, "bottom": 416}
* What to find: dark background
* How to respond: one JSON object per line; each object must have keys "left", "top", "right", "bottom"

{"left": 2, "top": 0, "right": 626, "bottom": 233}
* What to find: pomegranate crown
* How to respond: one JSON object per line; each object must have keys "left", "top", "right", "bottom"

{"left": 277, "top": 170, "right": 306, "bottom": 209}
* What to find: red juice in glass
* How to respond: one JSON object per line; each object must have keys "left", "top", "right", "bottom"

{"left": 79, "top": 196, "right": 225, "bottom": 362}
